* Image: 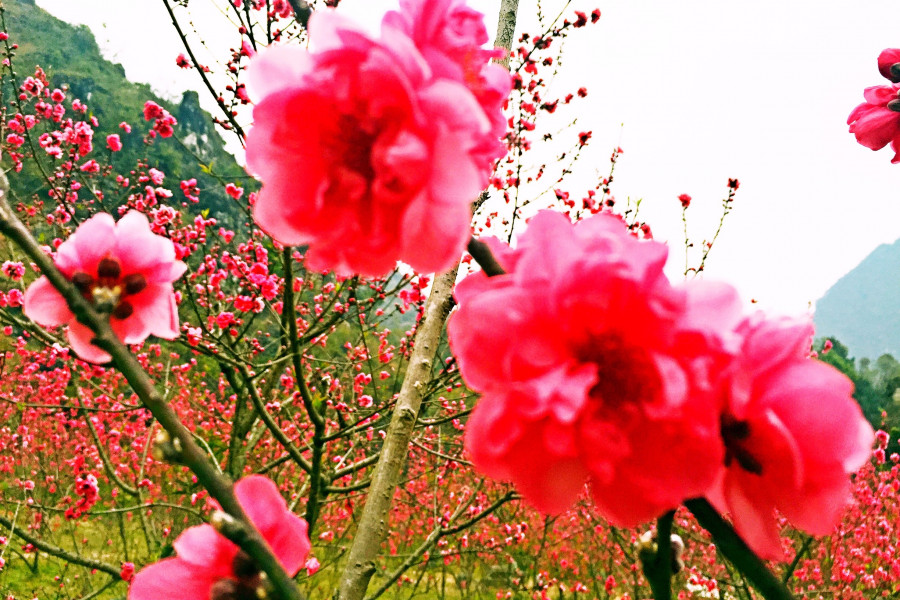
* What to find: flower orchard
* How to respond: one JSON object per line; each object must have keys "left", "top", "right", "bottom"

{"left": 0, "top": 0, "right": 892, "bottom": 599}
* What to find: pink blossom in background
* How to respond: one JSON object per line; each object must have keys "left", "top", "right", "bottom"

{"left": 106, "top": 134, "right": 122, "bottom": 152}
{"left": 448, "top": 210, "right": 741, "bottom": 525}
{"left": 129, "top": 476, "right": 310, "bottom": 600}
{"left": 245, "top": 2, "right": 510, "bottom": 276}
{"left": 708, "top": 316, "right": 874, "bottom": 560}
{"left": 878, "top": 48, "right": 900, "bottom": 82}
{"left": 23, "top": 211, "right": 186, "bottom": 363}
{"left": 847, "top": 84, "right": 900, "bottom": 162}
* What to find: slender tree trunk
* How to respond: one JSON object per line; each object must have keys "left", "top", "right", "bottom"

{"left": 494, "top": 0, "right": 520, "bottom": 68}
{"left": 335, "top": 4, "right": 521, "bottom": 598}
{"left": 336, "top": 266, "right": 458, "bottom": 600}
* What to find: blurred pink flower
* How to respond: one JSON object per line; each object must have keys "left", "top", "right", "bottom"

{"left": 708, "top": 316, "right": 875, "bottom": 560}
{"left": 129, "top": 476, "right": 310, "bottom": 600}
{"left": 449, "top": 210, "right": 741, "bottom": 525}
{"left": 245, "top": 7, "right": 503, "bottom": 276}
{"left": 847, "top": 84, "right": 900, "bottom": 162}
{"left": 383, "top": 0, "right": 512, "bottom": 164}
{"left": 24, "top": 211, "right": 186, "bottom": 363}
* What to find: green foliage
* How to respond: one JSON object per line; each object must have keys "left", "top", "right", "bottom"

{"left": 817, "top": 337, "right": 900, "bottom": 456}
{"left": 2, "top": 0, "right": 252, "bottom": 225}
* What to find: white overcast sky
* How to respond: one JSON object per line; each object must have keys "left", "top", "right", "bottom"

{"left": 35, "top": 0, "right": 900, "bottom": 315}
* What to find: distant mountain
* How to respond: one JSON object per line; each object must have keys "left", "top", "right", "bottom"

{"left": 815, "top": 238, "right": 900, "bottom": 360}
{"left": 4, "top": 0, "right": 252, "bottom": 225}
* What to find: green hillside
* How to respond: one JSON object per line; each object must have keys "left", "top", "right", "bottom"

{"left": 815, "top": 237, "right": 900, "bottom": 360}
{"left": 3, "top": 0, "right": 251, "bottom": 224}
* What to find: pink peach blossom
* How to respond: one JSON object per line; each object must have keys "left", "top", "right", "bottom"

{"left": 878, "top": 48, "right": 900, "bottom": 82}
{"left": 107, "top": 134, "right": 123, "bottom": 152}
{"left": 24, "top": 211, "right": 186, "bottom": 363}
{"left": 448, "top": 211, "right": 741, "bottom": 526}
{"left": 245, "top": 8, "right": 502, "bottom": 276}
{"left": 708, "top": 316, "right": 875, "bottom": 560}
{"left": 847, "top": 84, "right": 900, "bottom": 162}
{"left": 129, "top": 476, "right": 310, "bottom": 600}
{"left": 382, "top": 0, "right": 512, "bottom": 163}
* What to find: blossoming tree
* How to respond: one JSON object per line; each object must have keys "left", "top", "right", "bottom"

{"left": 0, "top": 0, "right": 885, "bottom": 599}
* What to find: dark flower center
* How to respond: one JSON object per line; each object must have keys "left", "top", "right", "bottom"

{"left": 209, "top": 552, "right": 262, "bottom": 600}
{"left": 721, "top": 414, "right": 763, "bottom": 475}
{"left": 71, "top": 257, "right": 147, "bottom": 321}
{"left": 325, "top": 113, "right": 378, "bottom": 183}
{"left": 576, "top": 334, "right": 661, "bottom": 413}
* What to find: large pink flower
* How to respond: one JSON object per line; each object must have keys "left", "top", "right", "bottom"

{"left": 129, "top": 476, "right": 310, "bottom": 600}
{"left": 382, "top": 0, "right": 512, "bottom": 163}
{"left": 709, "top": 316, "right": 874, "bottom": 560}
{"left": 847, "top": 84, "right": 900, "bottom": 162}
{"left": 24, "top": 212, "right": 186, "bottom": 364}
{"left": 246, "top": 8, "right": 502, "bottom": 276}
{"left": 448, "top": 211, "right": 741, "bottom": 526}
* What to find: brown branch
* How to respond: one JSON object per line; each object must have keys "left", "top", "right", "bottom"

{"left": 493, "top": 0, "right": 520, "bottom": 68}
{"left": 237, "top": 363, "right": 313, "bottom": 473}
{"left": 160, "top": 0, "right": 247, "bottom": 142}
{"left": 79, "top": 396, "right": 140, "bottom": 497}
{"left": 282, "top": 247, "right": 326, "bottom": 533}
{"left": 331, "top": 451, "right": 381, "bottom": 479}
{"left": 0, "top": 513, "right": 121, "bottom": 578}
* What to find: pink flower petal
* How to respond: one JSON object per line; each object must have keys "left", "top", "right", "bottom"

{"left": 67, "top": 321, "right": 111, "bottom": 364}
{"left": 264, "top": 512, "right": 311, "bottom": 577}
{"left": 23, "top": 276, "right": 72, "bottom": 327}
{"left": 128, "top": 558, "right": 217, "bottom": 600}
{"left": 172, "top": 525, "right": 236, "bottom": 577}
{"left": 247, "top": 45, "right": 313, "bottom": 101}
{"left": 129, "top": 284, "right": 179, "bottom": 339}
{"left": 72, "top": 213, "right": 116, "bottom": 271}
{"left": 724, "top": 471, "right": 784, "bottom": 561}
{"left": 234, "top": 475, "right": 293, "bottom": 538}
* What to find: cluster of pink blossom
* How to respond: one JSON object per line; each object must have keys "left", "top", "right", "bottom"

{"left": 448, "top": 210, "right": 874, "bottom": 560}
{"left": 244, "top": 0, "right": 511, "bottom": 276}
{"left": 142, "top": 101, "right": 178, "bottom": 139}
{"left": 65, "top": 472, "right": 100, "bottom": 520}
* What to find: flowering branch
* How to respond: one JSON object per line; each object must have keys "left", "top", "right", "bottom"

{"left": 0, "top": 513, "right": 121, "bottom": 579}
{"left": 80, "top": 397, "right": 141, "bottom": 497}
{"left": 685, "top": 499, "right": 795, "bottom": 600}
{"left": 0, "top": 173, "right": 303, "bottom": 600}
{"left": 160, "top": 0, "right": 247, "bottom": 142}
{"left": 282, "top": 247, "right": 327, "bottom": 533}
